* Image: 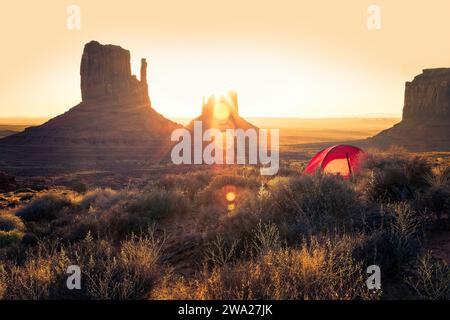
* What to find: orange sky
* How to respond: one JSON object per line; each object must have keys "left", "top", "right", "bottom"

{"left": 1, "top": 0, "right": 450, "bottom": 118}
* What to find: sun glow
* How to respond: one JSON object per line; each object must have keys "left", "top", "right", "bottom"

{"left": 213, "top": 101, "right": 231, "bottom": 121}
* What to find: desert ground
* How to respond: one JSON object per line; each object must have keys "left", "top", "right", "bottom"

{"left": 1, "top": 117, "right": 450, "bottom": 300}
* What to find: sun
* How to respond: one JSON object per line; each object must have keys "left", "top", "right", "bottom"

{"left": 213, "top": 101, "right": 231, "bottom": 121}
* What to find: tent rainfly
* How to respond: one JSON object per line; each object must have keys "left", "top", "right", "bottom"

{"left": 304, "top": 145, "right": 366, "bottom": 179}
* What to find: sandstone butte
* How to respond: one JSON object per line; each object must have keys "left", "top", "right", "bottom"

{"left": 0, "top": 41, "right": 182, "bottom": 174}
{"left": 365, "top": 68, "right": 450, "bottom": 151}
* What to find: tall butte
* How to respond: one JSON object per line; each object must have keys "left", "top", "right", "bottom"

{"left": 366, "top": 68, "right": 450, "bottom": 151}
{"left": 187, "top": 91, "right": 257, "bottom": 131}
{"left": 0, "top": 41, "right": 181, "bottom": 174}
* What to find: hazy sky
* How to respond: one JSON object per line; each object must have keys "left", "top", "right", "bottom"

{"left": 1, "top": 0, "right": 450, "bottom": 118}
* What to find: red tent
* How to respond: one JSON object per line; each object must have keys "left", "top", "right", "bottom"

{"left": 304, "top": 145, "right": 366, "bottom": 179}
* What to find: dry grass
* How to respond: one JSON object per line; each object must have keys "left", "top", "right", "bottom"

{"left": 0, "top": 212, "right": 25, "bottom": 247}
{"left": 406, "top": 252, "right": 450, "bottom": 299}
{"left": 0, "top": 227, "right": 164, "bottom": 300}
{"left": 0, "top": 152, "right": 449, "bottom": 300}
{"left": 153, "top": 235, "right": 379, "bottom": 300}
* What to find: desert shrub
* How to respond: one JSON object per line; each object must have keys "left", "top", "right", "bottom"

{"left": 78, "top": 229, "right": 164, "bottom": 299}
{"left": 157, "top": 171, "right": 212, "bottom": 199}
{"left": 205, "top": 234, "right": 240, "bottom": 267}
{"left": 197, "top": 174, "right": 260, "bottom": 206}
{"left": 126, "top": 188, "right": 190, "bottom": 219}
{"left": 251, "top": 221, "right": 281, "bottom": 254}
{"left": 204, "top": 221, "right": 282, "bottom": 269}
{"left": 431, "top": 165, "right": 450, "bottom": 187}
{"left": 351, "top": 231, "right": 416, "bottom": 279}
{"left": 271, "top": 174, "right": 360, "bottom": 218}
{"left": 383, "top": 203, "right": 422, "bottom": 270}
{"left": 70, "top": 182, "right": 87, "bottom": 194}
{"left": 360, "top": 155, "right": 432, "bottom": 203}
{"left": 235, "top": 166, "right": 261, "bottom": 178}
{"left": 0, "top": 230, "right": 23, "bottom": 248}
{"left": 21, "top": 189, "right": 135, "bottom": 242}
{"left": 1, "top": 227, "right": 164, "bottom": 300}
{"left": 80, "top": 188, "right": 129, "bottom": 211}
{"left": 0, "top": 264, "right": 6, "bottom": 299}
{"left": 211, "top": 187, "right": 273, "bottom": 248}
{"left": 95, "top": 188, "right": 190, "bottom": 240}
{"left": 361, "top": 166, "right": 410, "bottom": 202}
{"left": 353, "top": 203, "right": 422, "bottom": 276}
{"left": 195, "top": 204, "right": 226, "bottom": 231}
{"left": 154, "top": 236, "right": 377, "bottom": 300}
{"left": 0, "top": 213, "right": 25, "bottom": 248}
{"left": 213, "top": 173, "right": 364, "bottom": 246}
{"left": 0, "top": 213, "right": 25, "bottom": 232}
{"left": 406, "top": 252, "right": 450, "bottom": 299}
{"left": 387, "top": 202, "right": 423, "bottom": 239}
{"left": 422, "top": 185, "right": 450, "bottom": 216}
{"left": 2, "top": 240, "right": 69, "bottom": 299}
{"left": 274, "top": 166, "right": 299, "bottom": 177}
{"left": 16, "top": 191, "right": 80, "bottom": 222}
{"left": 419, "top": 166, "right": 450, "bottom": 217}
{"left": 404, "top": 157, "right": 433, "bottom": 188}
{"left": 267, "top": 173, "right": 363, "bottom": 238}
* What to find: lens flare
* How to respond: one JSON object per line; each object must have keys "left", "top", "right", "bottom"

{"left": 225, "top": 191, "right": 236, "bottom": 202}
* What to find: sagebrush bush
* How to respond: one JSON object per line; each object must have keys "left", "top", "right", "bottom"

{"left": 208, "top": 187, "right": 274, "bottom": 250}
{"left": 213, "top": 173, "right": 365, "bottom": 246}
{"left": 78, "top": 230, "right": 164, "bottom": 299}
{"left": 0, "top": 230, "right": 23, "bottom": 248}
{"left": 0, "top": 264, "right": 6, "bottom": 299}
{"left": 126, "top": 188, "right": 190, "bottom": 219}
{"left": 406, "top": 252, "right": 450, "bottom": 299}
{"left": 429, "top": 165, "right": 450, "bottom": 187}
{"left": 0, "top": 213, "right": 25, "bottom": 248}
{"left": 3, "top": 240, "right": 68, "bottom": 299}
{"left": 1, "top": 227, "right": 164, "bottom": 300}
{"left": 376, "top": 203, "right": 422, "bottom": 274}
{"left": 16, "top": 191, "right": 80, "bottom": 222}
{"left": 157, "top": 170, "right": 212, "bottom": 199}
{"left": 80, "top": 188, "right": 127, "bottom": 211}
{"left": 361, "top": 166, "right": 409, "bottom": 202}
{"left": 360, "top": 155, "right": 432, "bottom": 202}
{"left": 0, "top": 213, "right": 25, "bottom": 232}
{"left": 197, "top": 174, "right": 260, "bottom": 206}
{"left": 422, "top": 185, "right": 450, "bottom": 216}
{"left": 70, "top": 182, "right": 88, "bottom": 194}
{"left": 154, "top": 236, "right": 377, "bottom": 300}
{"left": 267, "top": 173, "right": 363, "bottom": 237}
{"left": 66, "top": 188, "right": 190, "bottom": 241}
{"left": 0, "top": 152, "right": 448, "bottom": 300}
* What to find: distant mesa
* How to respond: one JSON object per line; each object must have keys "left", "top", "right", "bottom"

{"left": 366, "top": 68, "right": 450, "bottom": 151}
{"left": 186, "top": 91, "right": 257, "bottom": 132}
{"left": 0, "top": 40, "right": 181, "bottom": 174}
